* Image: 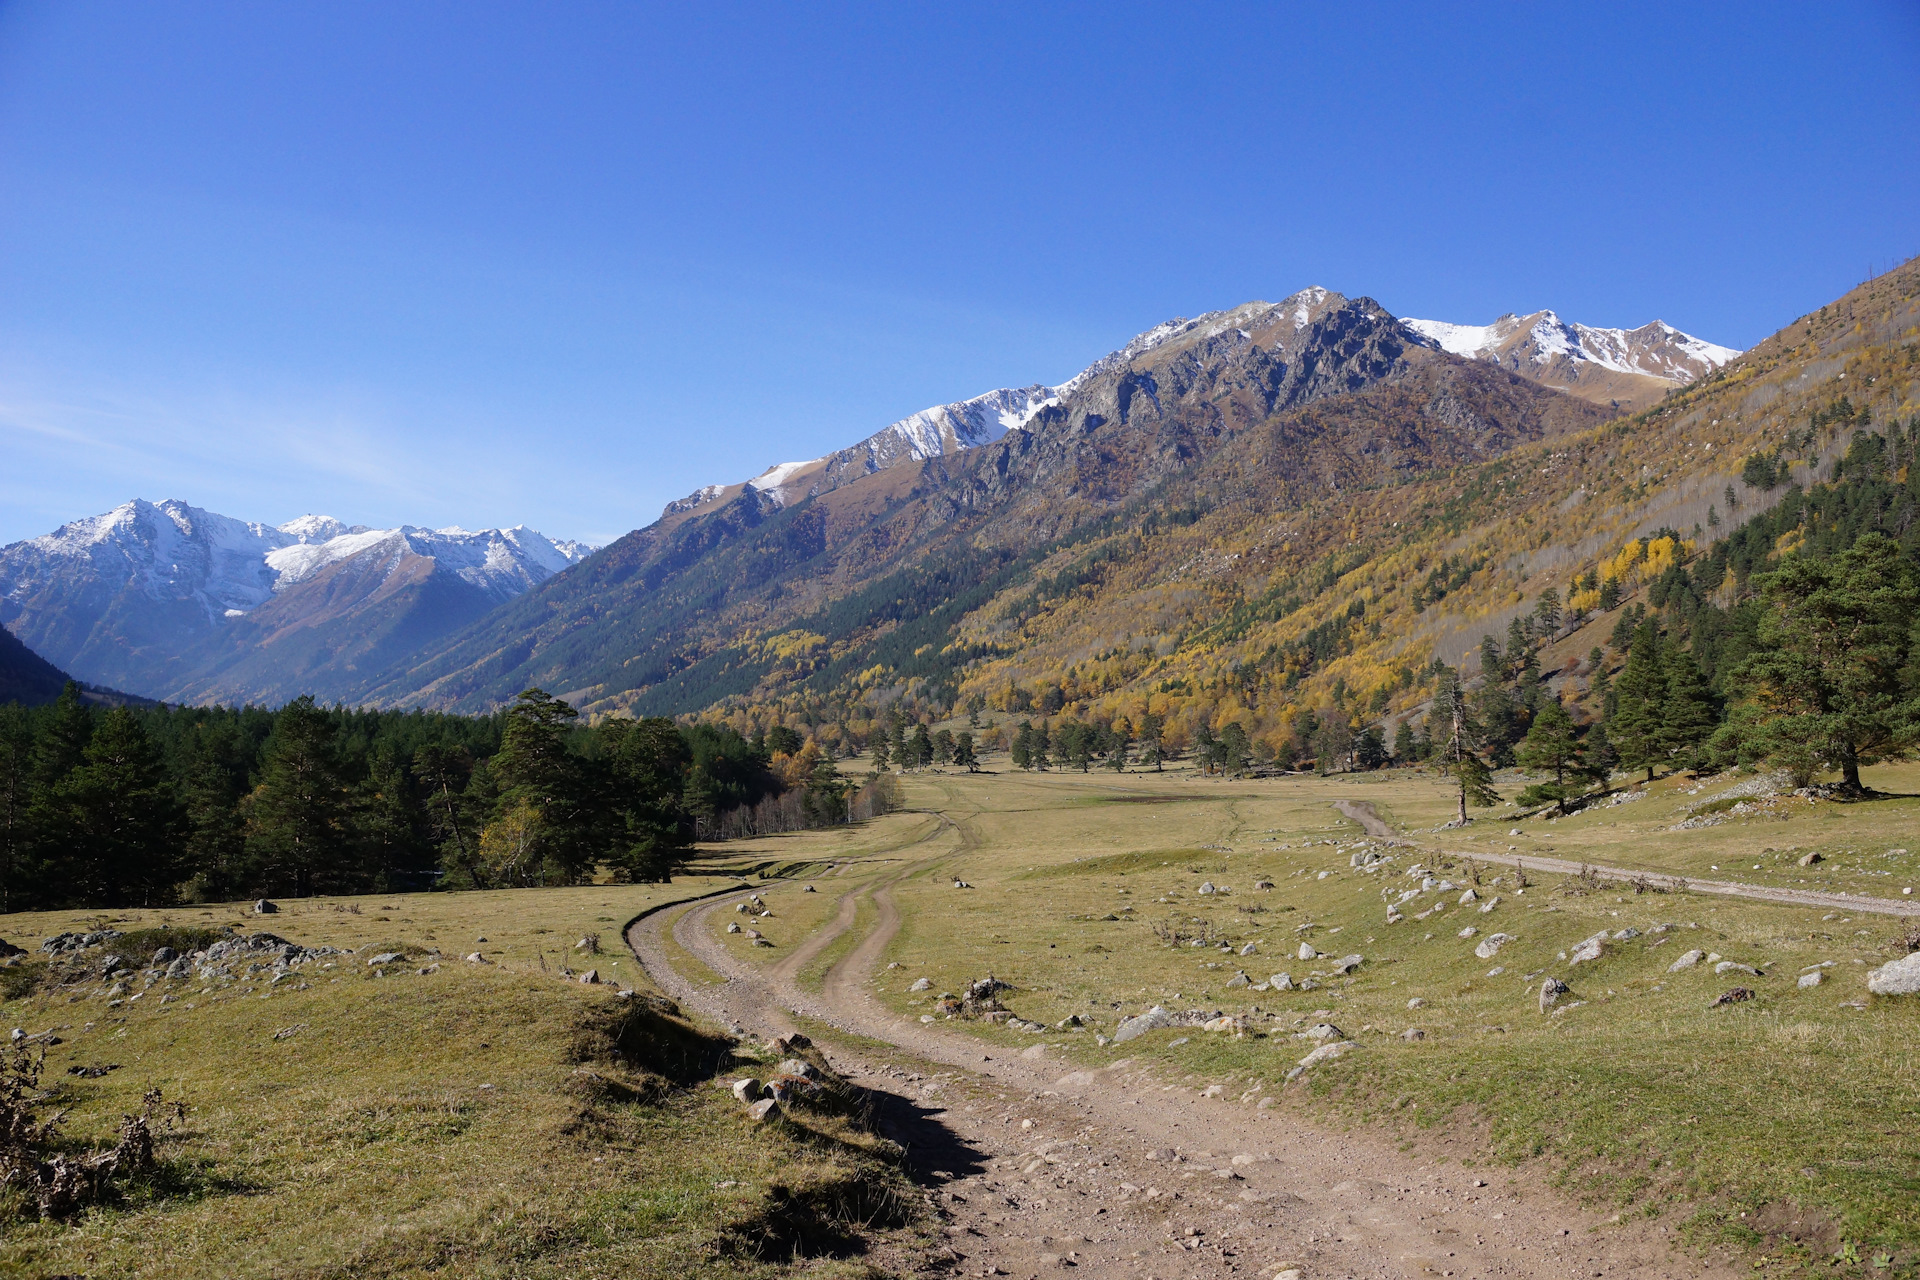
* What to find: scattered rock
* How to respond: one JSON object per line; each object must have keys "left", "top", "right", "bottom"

{"left": 1291, "top": 1040, "right": 1356, "bottom": 1075}
{"left": 1711, "top": 987, "right": 1755, "bottom": 1007}
{"left": 1539, "top": 977, "right": 1570, "bottom": 1013}
{"left": 1405, "top": 997, "right": 1424, "bottom": 1009}
{"left": 1238, "top": 941, "right": 1257, "bottom": 956}
{"left": 1197, "top": 881, "right": 1218, "bottom": 896}
{"left": 1113, "top": 1005, "right": 1175, "bottom": 1043}
{"left": 1867, "top": 952, "right": 1920, "bottom": 996}
{"left": 1612, "top": 927, "right": 1641, "bottom": 941}
{"left": 151, "top": 947, "right": 177, "bottom": 965}
{"left": 1296, "top": 943, "right": 1318, "bottom": 961}
{"left": 1457, "top": 926, "right": 1478, "bottom": 939}
{"left": 1798, "top": 851, "right": 1824, "bottom": 867}
{"left": 1474, "top": 933, "right": 1514, "bottom": 960}
{"left": 1568, "top": 932, "right": 1609, "bottom": 966}
{"left": 1798, "top": 970, "right": 1824, "bottom": 989}
{"left": 1254, "top": 879, "right": 1274, "bottom": 891}
{"left": 1478, "top": 896, "right": 1501, "bottom": 914}
{"left": 1400, "top": 1027, "right": 1426, "bottom": 1041}
{"left": 253, "top": 899, "right": 278, "bottom": 914}
{"left": 366, "top": 952, "right": 402, "bottom": 966}
{"left": 1297, "top": 1023, "right": 1344, "bottom": 1042}
{"left": 726, "top": 922, "right": 741, "bottom": 934}
{"left": 465, "top": 952, "right": 489, "bottom": 964}
{"left": 579, "top": 969, "right": 600, "bottom": 985}
{"left": 1668, "top": 949, "right": 1706, "bottom": 972}
{"left": 1268, "top": 973, "right": 1294, "bottom": 991}
{"left": 1458, "top": 888, "right": 1478, "bottom": 905}
{"left": 804, "top": 884, "right": 817, "bottom": 892}
{"left": 1225, "top": 971, "right": 1251, "bottom": 989}
{"left": 1330, "top": 954, "right": 1363, "bottom": 975}
{"left": 747, "top": 1098, "right": 781, "bottom": 1123}
{"left": 909, "top": 977, "right": 931, "bottom": 991}
{"left": 1714, "top": 961, "right": 1763, "bottom": 976}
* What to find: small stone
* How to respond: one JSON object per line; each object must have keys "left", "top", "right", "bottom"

{"left": 1867, "top": 952, "right": 1920, "bottom": 996}
{"left": 1458, "top": 888, "right": 1478, "bottom": 905}
{"left": 1406, "top": 997, "right": 1425, "bottom": 1009}
{"left": 1479, "top": 896, "right": 1500, "bottom": 914}
{"left": 1295, "top": 1040, "right": 1355, "bottom": 1069}
{"left": 748, "top": 1098, "right": 781, "bottom": 1123}
{"left": 579, "top": 969, "right": 600, "bottom": 984}
{"left": 465, "top": 952, "right": 489, "bottom": 964}
{"left": 1711, "top": 986, "right": 1755, "bottom": 1007}
{"left": 804, "top": 884, "right": 817, "bottom": 892}
{"left": 253, "top": 899, "right": 278, "bottom": 914}
{"left": 1714, "top": 960, "right": 1763, "bottom": 976}
{"left": 1474, "top": 933, "right": 1514, "bottom": 960}
{"left": 1568, "top": 932, "right": 1608, "bottom": 966}
{"left": 1298, "top": 1022, "right": 1344, "bottom": 1041}
{"left": 1226, "top": 971, "right": 1251, "bottom": 989}
{"left": 727, "top": 922, "right": 741, "bottom": 934}
{"left": 367, "top": 952, "right": 402, "bottom": 966}
{"left": 152, "top": 947, "right": 177, "bottom": 965}
{"left": 1538, "top": 977, "right": 1570, "bottom": 1013}
{"left": 1798, "top": 971, "right": 1824, "bottom": 989}
{"left": 909, "top": 977, "right": 931, "bottom": 991}
{"left": 1198, "top": 881, "right": 1218, "bottom": 895}
{"left": 1668, "top": 949, "right": 1705, "bottom": 972}
{"left": 1239, "top": 941, "right": 1257, "bottom": 956}
{"left": 1457, "top": 926, "right": 1478, "bottom": 938}
{"left": 1297, "top": 942, "right": 1318, "bottom": 961}
{"left": 1798, "top": 851, "right": 1823, "bottom": 866}
{"left": 1400, "top": 1027, "right": 1426, "bottom": 1041}
{"left": 1269, "top": 973, "right": 1293, "bottom": 991}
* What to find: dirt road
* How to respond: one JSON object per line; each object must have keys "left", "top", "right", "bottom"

{"left": 628, "top": 837, "right": 1741, "bottom": 1279}
{"left": 1332, "top": 799, "right": 1919, "bottom": 919}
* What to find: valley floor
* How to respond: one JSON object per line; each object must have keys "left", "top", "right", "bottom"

{"left": 0, "top": 759, "right": 1915, "bottom": 1278}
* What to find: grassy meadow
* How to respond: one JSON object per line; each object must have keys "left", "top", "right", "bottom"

{"left": 0, "top": 880, "right": 927, "bottom": 1279}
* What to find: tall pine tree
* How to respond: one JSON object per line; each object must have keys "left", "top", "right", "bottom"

{"left": 1608, "top": 620, "right": 1668, "bottom": 781}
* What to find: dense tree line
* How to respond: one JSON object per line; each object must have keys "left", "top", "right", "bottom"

{"left": 0, "top": 687, "right": 883, "bottom": 910}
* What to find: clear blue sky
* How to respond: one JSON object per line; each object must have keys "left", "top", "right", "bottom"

{"left": 2, "top": 3, "right": 1916, "bottom": 547}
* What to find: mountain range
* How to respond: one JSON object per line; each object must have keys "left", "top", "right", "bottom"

{"left": 0, "top": 285, "right": 1793, "bottom": 721}
{"left": 0, "top": 501, "right": 591, "bottom": 705}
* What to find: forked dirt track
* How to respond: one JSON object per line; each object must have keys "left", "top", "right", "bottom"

{"left": 628, "top": 803, "right": 1742, "bottom": 1280}
{"left": 1332, "top": 800, "right": 1920, "bottom": 918}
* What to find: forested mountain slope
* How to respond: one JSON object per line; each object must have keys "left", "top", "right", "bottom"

{"left": 361, "top": 292, "right": 1613, "bottom": 713}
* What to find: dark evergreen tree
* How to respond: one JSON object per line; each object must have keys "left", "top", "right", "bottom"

{"left": 248, "top": 696, "right": 353, "bottom": 896}
{"left": 1609, "top": 620, "right": 1668, "bottom": 781}
{"left": 1660, "top": 645, "right": 1719, "bottom": 771}
{"left": 1513, "top": 697, "right": 1590, "bottom": 815}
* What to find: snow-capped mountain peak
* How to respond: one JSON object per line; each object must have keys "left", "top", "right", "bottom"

{"left": 1403, "top": 310, "right": 1739, "bottom": 387}
{"left": 4, "top": 499, "right": 596, "bottom": 626}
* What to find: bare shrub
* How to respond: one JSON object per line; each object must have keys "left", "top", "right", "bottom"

{"left": 0, "top": 1049, "right": 184, "bottom": 1218}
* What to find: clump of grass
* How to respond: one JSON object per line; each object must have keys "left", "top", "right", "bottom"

{"left": 113, "top": 927, "right": 226, "bottom": 959}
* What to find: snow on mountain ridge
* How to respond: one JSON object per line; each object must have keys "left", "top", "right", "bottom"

{"left": 6, "top": 499, "right": 595, "bottom": 623}
{"left": 1402, "top": 311, "right": 1739, "bottom": 381}
{"left": 679, "top": 288, "right": 1344, "bottom": 517}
